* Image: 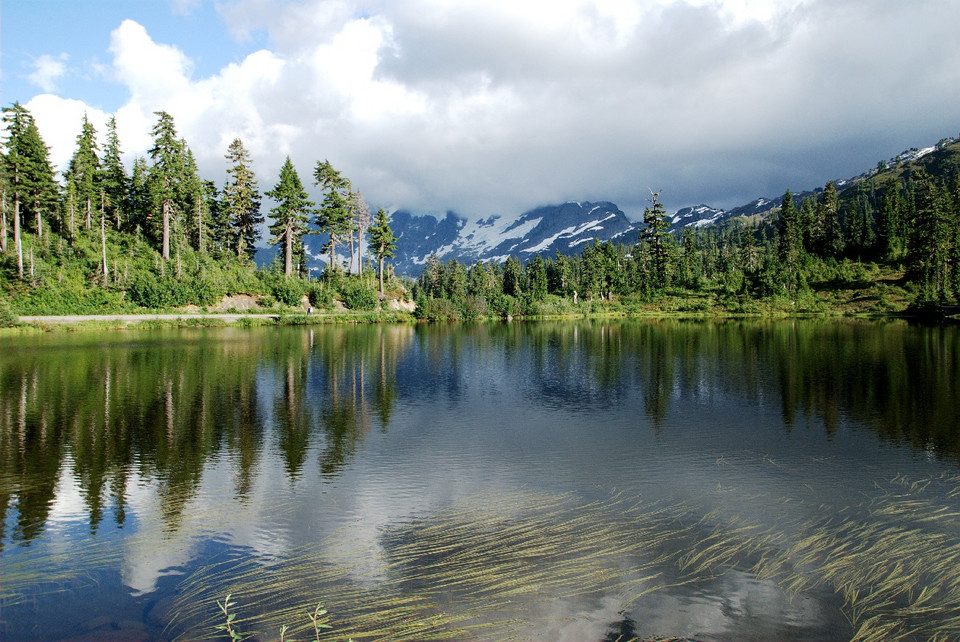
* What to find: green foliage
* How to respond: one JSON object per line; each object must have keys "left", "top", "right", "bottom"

{"left": 339, "top": 279, "right": 378, "bottom": 311}
{"left": 0, "top": 297, "right": 19, "bottom": 326}
{"left": 307, "top": 281, "right": 334, "bottom": 309}
{"left": 215, "top": 594, "right": 248, "bottom": 642}
{"left": 271, "top": 277, "right": 304, "bottom": 307}
{"left": 266, "top": 156, "right": 314, "bottom": 276}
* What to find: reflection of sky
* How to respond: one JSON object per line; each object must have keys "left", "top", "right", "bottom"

{"left": 5, "top": 324, "right": 959, "bottom": 640}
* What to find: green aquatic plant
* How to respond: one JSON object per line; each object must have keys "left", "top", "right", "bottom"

{"left": 216, "top": 593, "right": 248, "bottom": 641}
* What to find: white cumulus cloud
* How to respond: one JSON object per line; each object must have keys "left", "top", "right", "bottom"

{"left": 28, "top": 53, "right": 70, "bottom": 92}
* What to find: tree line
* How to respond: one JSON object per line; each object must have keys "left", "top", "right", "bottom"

{"left": 0, "top": 103, "right": 398, "bottom": 314}
{"left": 413, "top": 159, "right": 960, "bottom": 319}
{"left": 2, "top": 99, "right": 959, "bottom": 319}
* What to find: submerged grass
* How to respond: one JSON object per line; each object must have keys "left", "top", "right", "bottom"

{"left": 149, "top": 474, "right": 960, "bottom": 640}
{"left": 4, "top": 473, "right": 958, "bottom": 640}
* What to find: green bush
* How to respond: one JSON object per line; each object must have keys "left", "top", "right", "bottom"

{"left": 0, "top": 298, "right": 19, "bottom": 327}
{"left": 339, "top": 280, "right": 378, "bottom": 311}
{"left": 419, "top": 296, "right": 458, "bottom": 320}
{"left": 460, "top": 295, "right": 488, "bottom": 319}
{"left": 487, "top": 293, "right": 519, "bottom": 317}
{"left": 308, "top": 282, "right": 333, "bottom": 309}
{"left": 272, "top": 278, "right": 304, "bottom": 307}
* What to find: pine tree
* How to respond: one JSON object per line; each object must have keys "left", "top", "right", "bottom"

{"left": 641, "top": 190, "right": 671, "bottom": 287}
{"left": 128, "top": 156, "right": 151, "bottom": 235}
{"left": 367, "top": 207, "right": 396, "bottom": 295}
{"left": 266, "top": 156, "right": 314, "bottom": 277}
{"left": 101, "top": 115, "right": 128, "bottom": 231}
{"left": 548, "top": 250, "right": 572, "bottom": 296}
{"left": 174, "top": 148, "right": 208, "bottom": 253}
{"left": 147, "top": 111, "right": 187, "bottom": 261}
{"left": 222, "top": 138, "right": 262, "bottom": 261}
{"left": 2, "top": 102, "right": 59, "bottom": 275}
{"left": 64, "top": 113, "right": 101, "bottom": 233}
{"left": 502, "top": 256, "right": 524, "bottom": 297}
{"left": 527, "top": 253, "right": 547, "bottom": 300}
{"left": 816, "top": 181, "right": 844, "bottom": 258}
{"left": 313, "top": 159, "right": 353, "bottom": 273}
{"left": 908, "top": 170, "right": 952, "bottom": 302}
{"left": 876, "top": 177, "right": 905, "bottom": 261}
{"left": 776, "top": 190, "right": 806, "bottom": 294}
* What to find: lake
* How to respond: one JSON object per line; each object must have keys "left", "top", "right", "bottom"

{"left": 1, "top": 319, "right": 958, "bottom": 641}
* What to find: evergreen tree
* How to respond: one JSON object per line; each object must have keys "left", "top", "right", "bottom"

{"left": 222, "top": 138, "right": 262, "bottom": 261}
{"left": 367, "top": 207, "right": 396, "bottom": 294}
{"left": 101, "top": 115, "right": 128, "bottom": 231}
{"left": 908, "top": 170, "right": 953, "bottom": 302}
{"left": 203, "top": 180, "right": 229, "bottom": 257}
{"left": 64, "top": 113, "right": 101, "bottom": 234}
{"left": 876, "top": 178, "right": 906, "bottom": 261}
{"left": 776, "top": 190, "right": 806, "bottom": 295}
{"left": 677, "top": 227, "right": 702, "bottom": 289}
{"left": 266, "top": 156, "right": 314, "bottom": 276}
{"left": 641, "top": 190, "right": 671, "bottom": 287}
{"left": 502, "top": 256, "right": 524, "bottom": 298}
{"left": 313, "top": 159, "right": 353, "bottom": 272}
{"left": 443, "top": 259, "right": 468, "bottom": 305}
{"left": 128, "top": 156, "right": 151, "bottom": 235}
{"left": 815, "top": 181, "right": 844, "bottom": 258}
{"left": 548, "top": 250, "right": 572, "bottom": 295}
{"left": 1, "top": 102, "right": 59, "bottom": 275}
{"left": 527, "top": 253, "right": 548, "bottom": 300}
{"left": 181, "top": 148, "right": 208, "bottom": 254}
{"left": 147, "top": 111, "right": 187, "bottom": 261}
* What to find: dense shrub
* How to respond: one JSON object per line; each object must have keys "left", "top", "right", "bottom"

{"left": 13, "top": 285, "right": 127, "bottom": 314}
{"left": 339, "top": 280, "right": 378, "bottom": 311}
{"left": 460, "top": 295, "right": 488, "bottom": 319}
{"left": 272, "top": 278, "right": 304, "bottom": 307}
{"left": 418, "top": 296, "right": 458, "bottom": 320}
{"left": 128, "top": 274, "right": 168, "bottom": 308}
{"left": 308, "top": 282, "right": 333, "bottom": 309}
{"left": 0, "top": 298, "right": 19, "bottom": 326}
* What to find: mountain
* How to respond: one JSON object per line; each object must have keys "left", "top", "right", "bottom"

{"left": 668, "top": 136, "right": 960, "bottom": 230}
{"left": 261, "top": 201, "right": 641, "bottom": 277}
{"left": 256, "top": 134, "right": 959, "bottom": 277}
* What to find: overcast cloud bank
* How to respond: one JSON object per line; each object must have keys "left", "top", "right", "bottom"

{"left": 16, "top": 0, "right": 960, "bottom": 219}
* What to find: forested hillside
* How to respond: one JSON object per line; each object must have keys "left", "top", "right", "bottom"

{"left": 0, "top": 104, "right": 401, "bottom": 321}
{"left": 2, "top": 100, "right": 958, "bottom": 323}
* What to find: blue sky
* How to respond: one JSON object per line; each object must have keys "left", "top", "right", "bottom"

{"left": 3, "top": 0, "right": 959, "bottom": 220}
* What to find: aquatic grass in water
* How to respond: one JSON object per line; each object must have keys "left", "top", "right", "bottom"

{"left": 140, "top": 475, "right": 960, "bottom": 640}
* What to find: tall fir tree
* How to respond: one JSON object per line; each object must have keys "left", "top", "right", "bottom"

{"left": 527, "top": 253, "right": 548, "bottom": 300}
{"left": 816, "top": 181, "right": 844, "bottom": 258}
{"left": 313, "top": 159, "right": 353, "bottom": 272}
{"left": 367, "top": 207, "right": 396, "bottom": 294}
{"left": 64, "top": 113, "right": 101, "bottom": 233}
{"left": 101, "top": 115, "right": 128, "bottom": 231}
{"left": 876, "top": 177, "right": 906, "bottom": 261}
{"left": 266, "top": 156, "right": 314, "bottom": 276}
{"left": 908, "top": 169, "right": 953, "bottom": 302}
{"left": 147, "top": 111, "right": 187, "bottom": 261}
{"left": 641, "top": 190, "right": 671, "bottom": 287}
{"left": 222, "top": 138, "right": 262, "bottom": 261}
{"left": 1, "top": 102, "right": 59, "bottom": 275}
{"left": 776, "top": 190, "right": 806, "bottom": 294}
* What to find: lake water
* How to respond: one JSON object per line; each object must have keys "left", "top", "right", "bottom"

{"left": 1, "top": 320, "right": 958, "bottom": 641}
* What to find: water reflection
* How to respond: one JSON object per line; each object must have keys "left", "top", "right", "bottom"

{"left": 2, "top": 320, "right": 959, "bottom": 548}
{"left": 0, "top": 320, "right": 959, "bottom": 640}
